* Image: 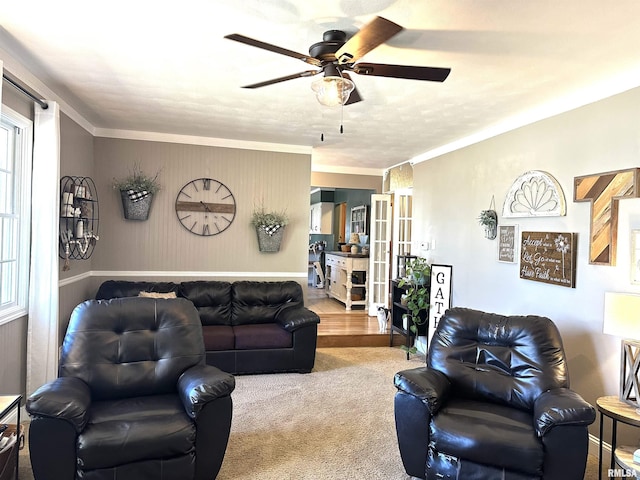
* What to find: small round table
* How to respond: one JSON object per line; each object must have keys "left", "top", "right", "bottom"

{"left": 597, "top": 396, "right": 640, "bottom": 479}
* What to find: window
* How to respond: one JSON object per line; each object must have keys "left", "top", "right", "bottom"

{"left": 0, "top": 106, "right": 32, "bottom": 324}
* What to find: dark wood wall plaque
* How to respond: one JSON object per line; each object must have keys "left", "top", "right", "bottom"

{"left": 520, "top": 231, "right": 577, "bottom": 288}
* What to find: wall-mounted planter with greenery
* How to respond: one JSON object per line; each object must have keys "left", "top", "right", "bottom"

{"left": 251, "top": 207, "right": 289, "bottom": 252}
{"left": 113, "top": 164, "right": 161, "bottom": 221}
{"left": 478, "top": 209, "right": 498, "bottom": 240}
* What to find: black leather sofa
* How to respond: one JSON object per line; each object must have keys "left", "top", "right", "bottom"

{"left": 27, "top": 297, "right": 235, "bottom": 480}
{"left": 394, "top": 307, "right": 596, "bottom": 480}
{"left": 95, "top": 280, "right": 320, "bottom": 374}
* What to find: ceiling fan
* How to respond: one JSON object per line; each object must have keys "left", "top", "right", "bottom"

{"left": 224, "top": 16, "right": 451, "bottom": 107}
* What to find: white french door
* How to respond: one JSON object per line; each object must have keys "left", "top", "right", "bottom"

{"left": 368, "top": 194, "right": 392, "bottom": 316}
{"left": 391, "top": 189, "right": 413, "bottom": 279}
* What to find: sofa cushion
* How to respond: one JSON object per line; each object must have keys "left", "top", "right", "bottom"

{"left": 429, "top": 398, "right": 543, "bottom": 476}
{"left": 233, "top": 324, "right": 292, "bottom": 350}
{"left": 202, "top": 325, "right": 235, "bottom": 351}
{"left": 61, "top": 298, "right": 205, "bottom": 401}
{"left": 231, "top": 281, "right": 303, "bottom": 326}
{"left": 95, "top": 281, "right": 179, "bottom": 300}
{"left": 139, "top": 291, "right": 177, "bottom": 299}
{"left": 78, "top": 394, "right": 195, "bottom": 470}
{"left": 428, "top": 308, "right": 568, "bottom": 411}
{"left": 179, "top": 281, "right": 232, "bottom": 326}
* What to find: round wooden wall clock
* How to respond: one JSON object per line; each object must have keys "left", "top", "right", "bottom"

{"left": 175, "top": 178, "right": 236, "bottom": 236}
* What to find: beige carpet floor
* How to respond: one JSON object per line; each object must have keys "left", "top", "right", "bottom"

{"left": 17, "top": 347, "right": 601, "bottom": 479}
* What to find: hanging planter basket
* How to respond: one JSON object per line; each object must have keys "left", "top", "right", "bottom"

{"left": 478, "top": 209, "right": 498, "bottom": 240}
{"left": 120, "top": 190, "right": 154, "bottom": 221}
{"left": 478, "top": 196, "right": 498, "bottom": 240}
{"left": 256, "top": 224, "right": 285, "bottom": 252}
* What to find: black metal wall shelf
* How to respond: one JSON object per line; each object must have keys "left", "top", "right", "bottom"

{"left": 59, "top": 176, "right": 99, "bottom": 263}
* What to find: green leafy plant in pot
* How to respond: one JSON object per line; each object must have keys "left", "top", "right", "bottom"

{"left": 251, "top": 206, "right": 289, "bottom": 252}
{"left": 113, "top": 163, "right": 161, "bottom": 221}
{"left": 398, "top": 257, "right": 431, "bottom": 354}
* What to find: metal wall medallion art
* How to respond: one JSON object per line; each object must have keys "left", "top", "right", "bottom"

{"left": 502, "top": 171, "right": 566, "bottom": 218}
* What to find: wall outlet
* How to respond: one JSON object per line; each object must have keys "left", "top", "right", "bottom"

{"left": 419, "top": 239, "right": 435, "bottom": 251}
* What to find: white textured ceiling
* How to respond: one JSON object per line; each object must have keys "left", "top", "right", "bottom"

{"left": 2, "top": 1, "right": 640, "bottom": 174}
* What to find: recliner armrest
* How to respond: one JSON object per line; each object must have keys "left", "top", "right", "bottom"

{"left": 276, "top": 306, "right": 320, "bottom": 332}
{"left": 26, "top": 377, "right": 91, "bottom": 432}
{"left": 394, "top": 367, "right": 451, "bottom": 415}
{"left": 533, "top": 387, "right": 596, "bottom": 437}
{"left": 178, "top": 364, "right": 236, "bottom": 419}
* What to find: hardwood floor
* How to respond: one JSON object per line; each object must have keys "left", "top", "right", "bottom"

{"left": 306, "top": 285, "right": 405, "bottom": 348}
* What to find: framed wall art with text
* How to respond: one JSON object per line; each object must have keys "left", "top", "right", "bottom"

{"left": 520, "top": 231, "right": 576, "bottom": 288}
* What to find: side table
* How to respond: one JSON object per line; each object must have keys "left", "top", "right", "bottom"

{"left": 0, "top": 394, "right": 22, "bottom": 480}
{"left": 597, "top": 395, "right": 640, "bottom": 480}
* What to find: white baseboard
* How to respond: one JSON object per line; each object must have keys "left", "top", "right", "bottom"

{"left": 591, "top": 432, "right": 611, "bottom": 468}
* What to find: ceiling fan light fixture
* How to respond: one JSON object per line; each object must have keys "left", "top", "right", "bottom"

{"left": 311, "top": 75, "right": 355, "bottom": 107}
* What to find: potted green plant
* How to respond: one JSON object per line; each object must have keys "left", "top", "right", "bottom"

{"left": 113, "top": 164, "right": 161, "bottom": 221}
{"left": 398, "top": 257, "right": 431, "bottom": 354}
{"left": 478, "top": 209, "right": 498, "bottom": 239}
{"left": 251, "top": 206, "right": 289, "bottom": 252}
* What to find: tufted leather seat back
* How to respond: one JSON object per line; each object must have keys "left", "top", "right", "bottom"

{"left": 95, "top": 280, "right": 179, "bottom": 299}
{"left": 428, "top": 307, "right": 569, "bottom": 411}
{"left": 231, "top": 281, "right": 303, "bottom": 325}
{"left": 180, "top": 281, "right": 233, "bottom": 326}
{"left": 59, "top": 297, "right": 205, "bottom": 401}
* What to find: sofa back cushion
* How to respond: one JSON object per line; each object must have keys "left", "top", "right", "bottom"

{"left": 60, "top": 297, "right": 205, "bottom": 401}
{"left": 179, "top": 281, "right": 233, "bottom": 326}
{"left": 95, "top": 280, "right": 179, "bottom": 300}
{"left": 428, "top": 307, "right": 569, "bottom": 411}
{"left": 231, "top": 281, "right": 303, "bottom": 325}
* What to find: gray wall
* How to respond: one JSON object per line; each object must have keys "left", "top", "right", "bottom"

{"left": 92, "top": 138, "right": 311, "bottom": 274}
{"left": 412, "top": 85, "right": 640, "bottom": 442}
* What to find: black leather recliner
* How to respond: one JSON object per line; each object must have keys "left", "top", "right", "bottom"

{"left": 26, "top": 297, "right": 236, "bottom": 480}
{"left": 394, "top": 307, "right": 596, "bottom": 480}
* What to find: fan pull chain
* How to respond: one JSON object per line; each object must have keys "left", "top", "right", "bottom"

{"left": 320, "top": 91, "right": 347, "bottom": 142}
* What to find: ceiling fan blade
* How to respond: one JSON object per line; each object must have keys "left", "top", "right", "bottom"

{"left": 341, "top": 72, "right": 363, "bottom": 105}
{"left": 241, "top": 70, "right": 321, "bottom": 89}
{"left": 225, "top": 34, "right": 322, "bottom": 67}
{"left": 335, "top": 16, "right": 403, "bottom": 65}
{"left": 352, "top": 62, "right": 451, "bottom": 82}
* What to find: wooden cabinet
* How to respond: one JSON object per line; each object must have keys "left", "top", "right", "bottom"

{"left": 325, "top": 253, "right": 368, "bottom": 310}
{"left": 390, "top": 280, "right": 428, "bottom": 359}
{"left": 310, "top": 202, "right": 333, "bottom": 234}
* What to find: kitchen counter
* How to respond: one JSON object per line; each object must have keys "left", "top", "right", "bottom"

{"left": 325, "top": 252, "right": 369, "bottom": 310}
{"left": 326, "top": 251, "right": 369, "bottom": 258}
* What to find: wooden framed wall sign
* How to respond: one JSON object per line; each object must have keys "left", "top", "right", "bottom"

{"left": 429, "top": 264, "right": 452, "bottom": 342}
{"left": 574, "top": 168, "right": 640, "bottom": 266}
{"left": 498, "top": 225, "right": 518, "bottom": 263}
{"left": 520, "top": 231, "right": 577, "bottom": 288}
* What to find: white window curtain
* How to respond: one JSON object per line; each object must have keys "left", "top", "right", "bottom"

{"left": 27, "top": 101, "right": 60, "bottom": 396}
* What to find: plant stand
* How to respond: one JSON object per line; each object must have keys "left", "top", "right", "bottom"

{"left": 120, "top": 190, "right": 154, "bottom": 221}
{"left": 256, "top": 225, "right": 285, "bottom": 252}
